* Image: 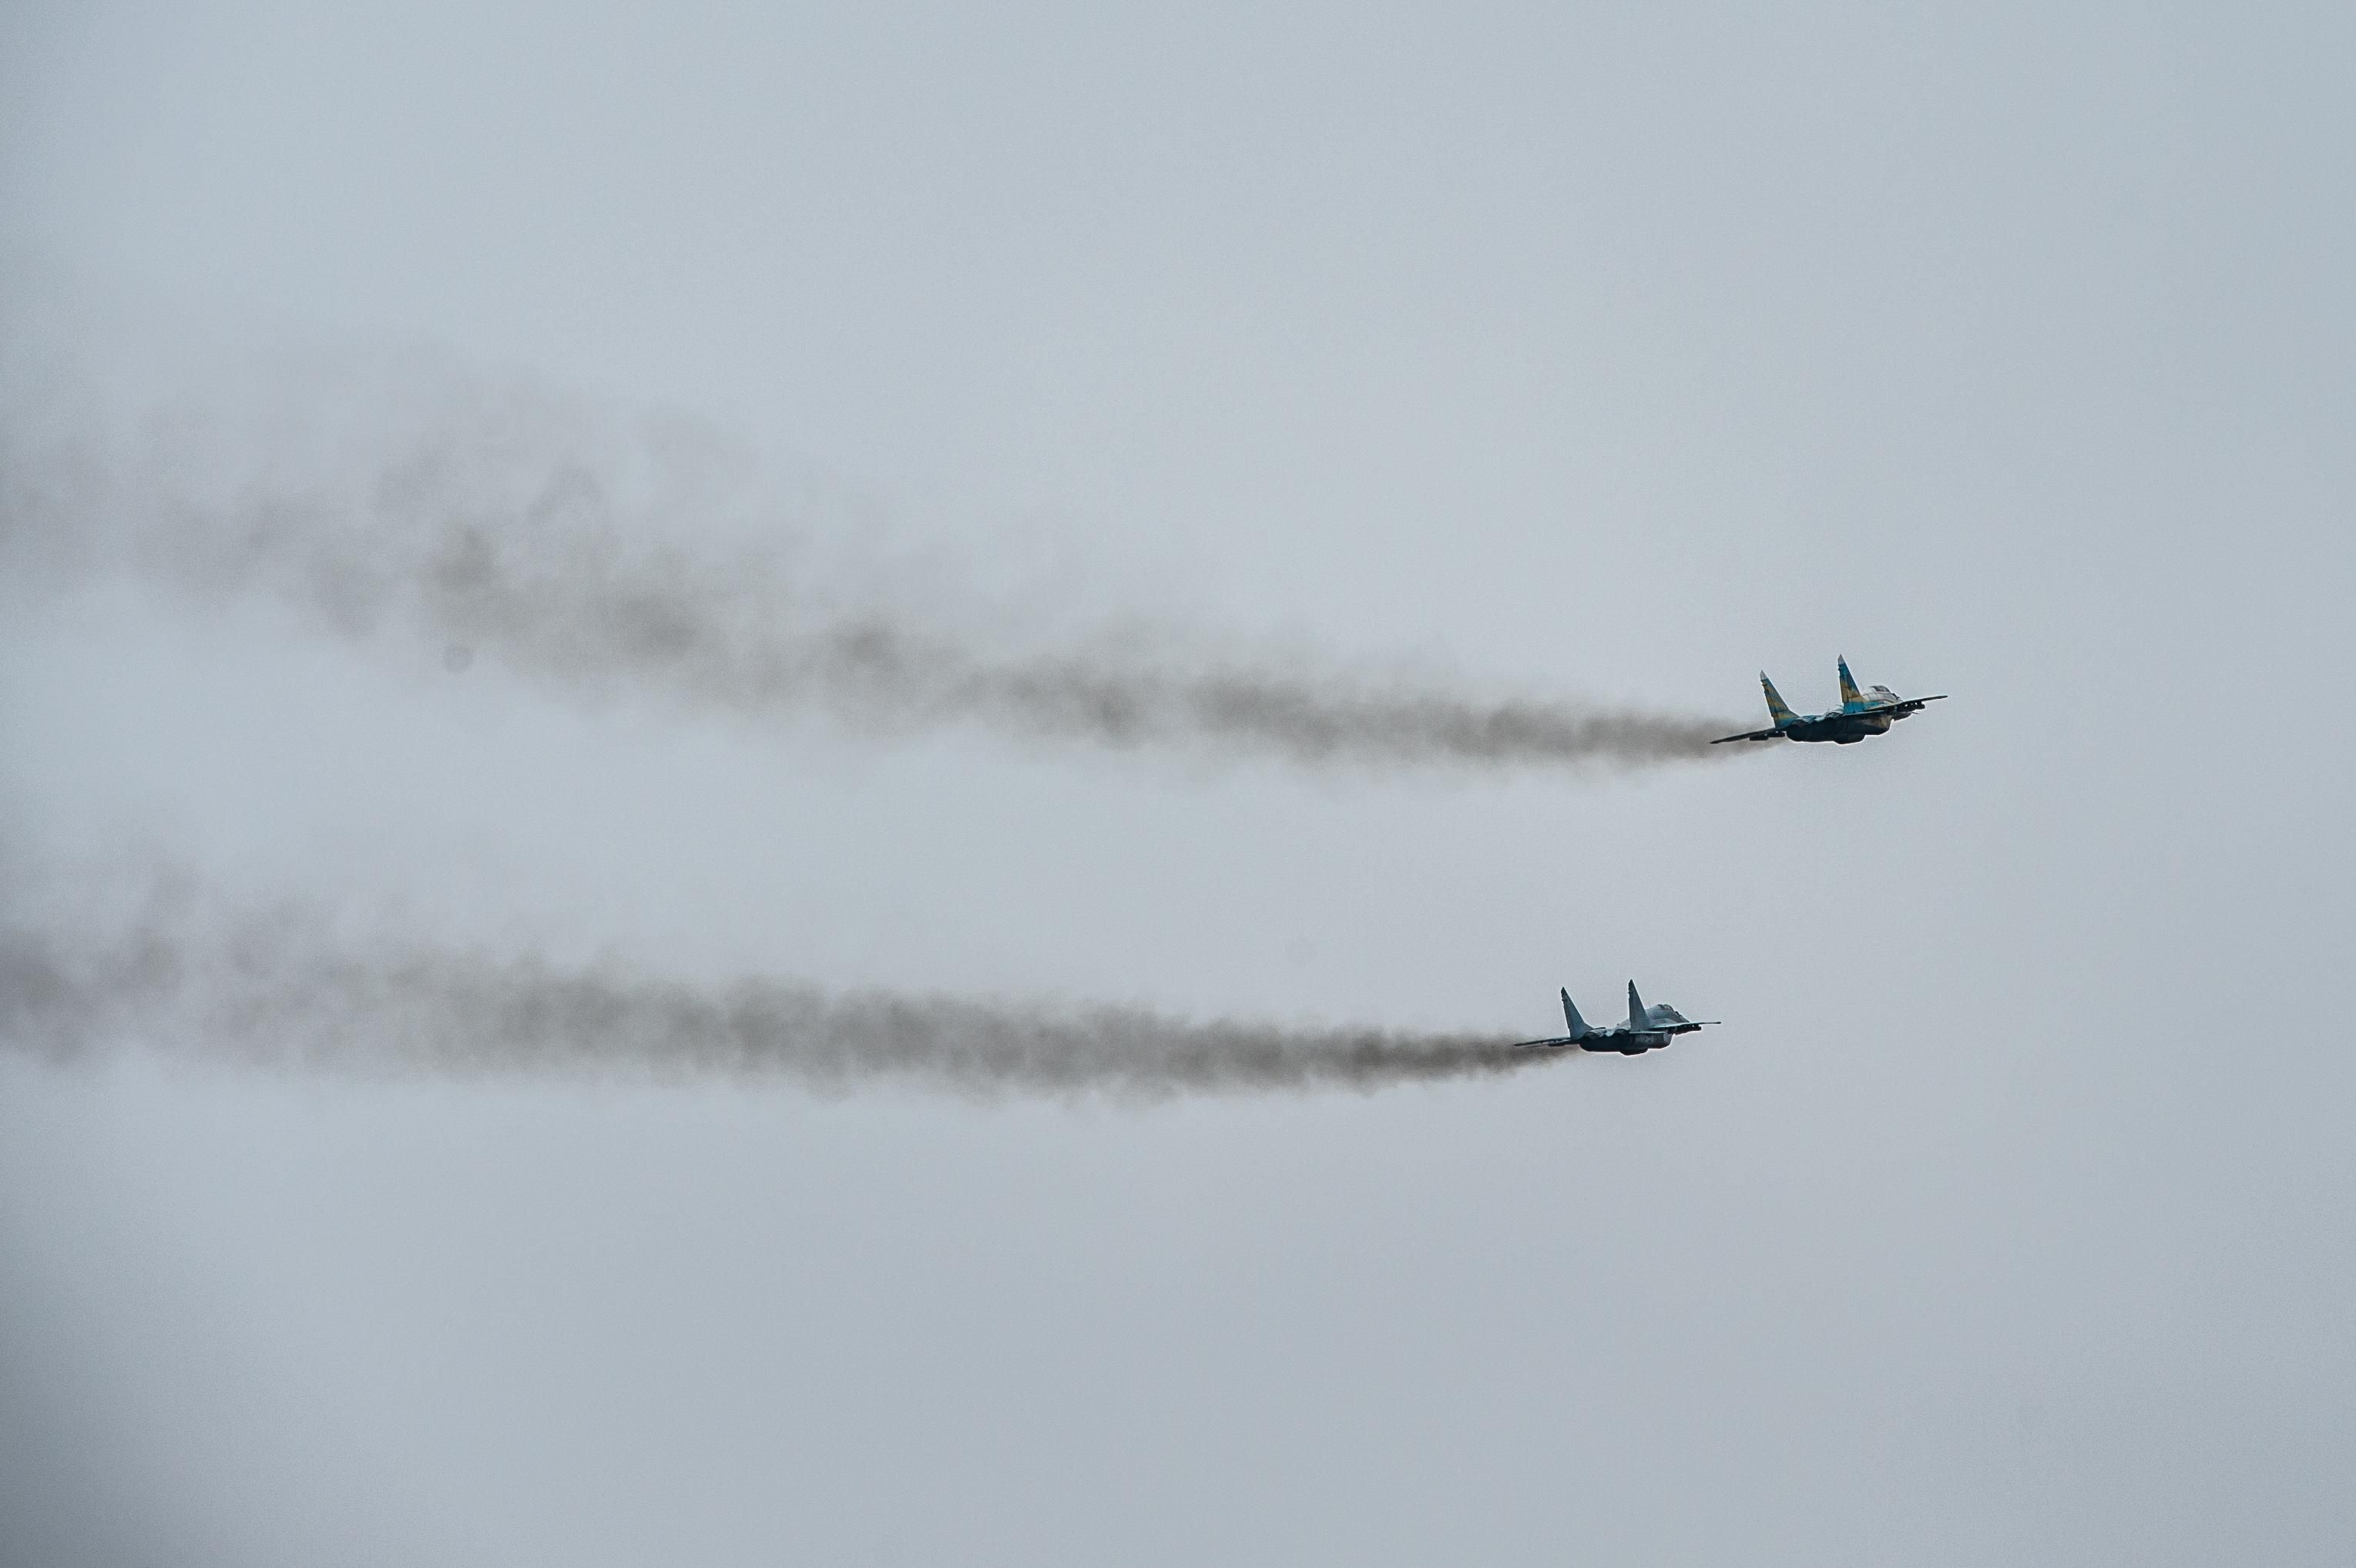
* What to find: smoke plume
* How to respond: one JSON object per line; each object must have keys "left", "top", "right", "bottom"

{"left": 2, "top": 376, "right": 1742, "bottom": 772}
{"left": 0, "top": 913, "right": 1553, "bottom": 1101}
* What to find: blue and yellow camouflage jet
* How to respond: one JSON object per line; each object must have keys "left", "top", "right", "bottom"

{"left": 1515, "top": 982, "right": 1717, "bottom": 1056}
{"left": 1712, "top": 656, "right": 1946, "bottom": 746}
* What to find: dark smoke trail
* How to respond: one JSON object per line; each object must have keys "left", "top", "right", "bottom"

{"left": 0, "top": 916, "right": 1552, "bottom": 1101}
{"left": 2, "top": 381, "right": 1744, "bottom": 771}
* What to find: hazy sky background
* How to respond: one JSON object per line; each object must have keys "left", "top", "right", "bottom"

{"left": 4, "top": 2, "right": 2354, "bottom": 1563}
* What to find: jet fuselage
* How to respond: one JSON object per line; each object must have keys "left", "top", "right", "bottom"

{"left": 1581, "top": 1032, "right": 1676, "bottom": 1055}
{"left": 1777, "top": 709, "right": 1898, "bottom": 745}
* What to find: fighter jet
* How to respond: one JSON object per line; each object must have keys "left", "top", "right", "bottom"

{"left": 1712, "top": 656, "right": 1946, "bottom": 745}
{"left": 1515, "top": 983, "right": 1717, "bottom": 1056}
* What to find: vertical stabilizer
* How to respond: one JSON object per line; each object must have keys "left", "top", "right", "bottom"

{"left": 1560, "top": 989, "right": 1589, "bottom": 1038}
{"left": 1760, "top": 673, "right": 1797, "bottom": 725}
{"left": 1626, "top": 981, "right": 1648, "bottom": 1028}
{"left": 1837, "top": 656, "right": 1864, "bottom": 709}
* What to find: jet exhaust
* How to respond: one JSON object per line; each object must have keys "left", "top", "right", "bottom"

{"left": 0, "top": 913, "right": 1551, "bottom": 1100}
{"left": 2, "top": 378, "right": 1740, "bottom": 774}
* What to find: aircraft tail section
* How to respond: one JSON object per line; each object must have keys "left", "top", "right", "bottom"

{"left": 1760, "top": 673, "right": 1797, "bottom": 725}
{"left": 1626, "top": 981, "right": 1647, "bottom": 1028}
{"left": 1837, "top": 656, "right": 1864, "bottom": 708}
{"left": 1560, "top": 989, "right": 1589, "bottom": 1038}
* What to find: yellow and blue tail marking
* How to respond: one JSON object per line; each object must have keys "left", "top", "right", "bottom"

{"left": 1837, "top": 656, "right": 1865, "bottom": 710}
{"left": 1760, "top": 673, "right": 1798, "bottom": 726}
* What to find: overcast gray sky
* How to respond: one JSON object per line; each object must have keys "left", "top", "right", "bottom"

{"left": 5, "top": 2, "right": 2354, "bottom": 1563}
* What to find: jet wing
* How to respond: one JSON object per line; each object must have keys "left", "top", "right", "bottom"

{"left": 1710, "top": 726, "right": 1787, "bottom": 744}
{"left": 1875, "top": 694, "right": 1948, "bottom": 714}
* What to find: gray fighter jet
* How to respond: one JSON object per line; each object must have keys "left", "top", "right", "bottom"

{"left": 1515, "top": 983, "right": 1717, "bottom": 1056}
{"left": 1713, "top": 656, "right": 1946, "bottom": 745}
